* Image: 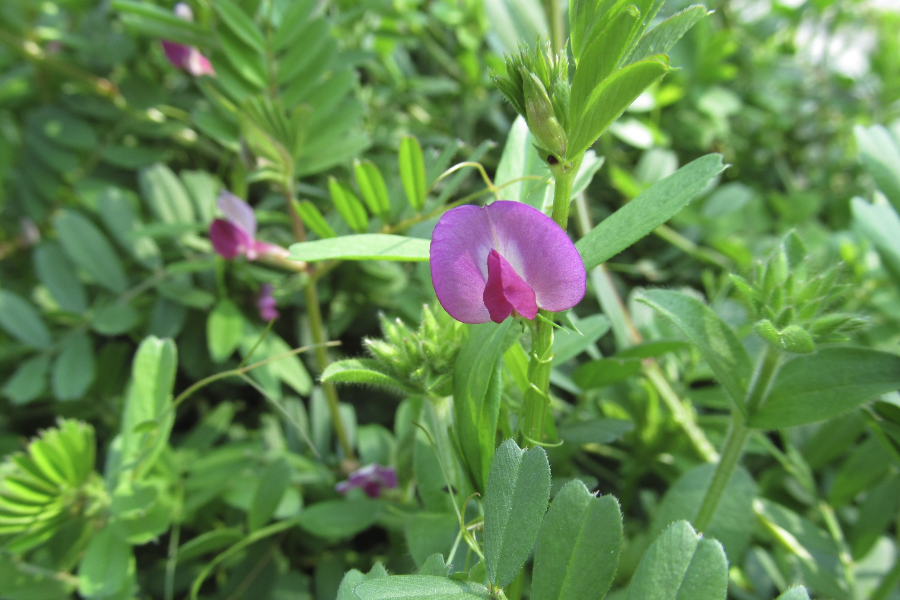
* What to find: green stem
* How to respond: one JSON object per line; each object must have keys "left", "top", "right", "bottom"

{"left": 546, "top": 0, "right": 566, "bottom": 54}
{"left": 303, "top": 279, "right": 355, "bottom": 462}
{"left": 520, "top": 162, "right": 579, "bottom": 443}
{"left": 694, "top": 348, "right": 780, "bottom": 531}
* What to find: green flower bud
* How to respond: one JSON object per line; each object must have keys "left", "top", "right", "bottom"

{"left": 778, "top": 325, "right": 816, "bottom": 354}
{"left": 522, "top": 70, "right": 567, "bottom": 158}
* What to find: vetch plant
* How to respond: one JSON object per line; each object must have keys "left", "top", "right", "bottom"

{"left": 430, "top": 201, "right": 586, "bottom": 324}
{"left": 335, "top": 464, "right": 398, "bottom": 499}
{"left": 159, "top": 3, "right": 215, "bottom": 77}
{"left": 208, "top": 191, "right": 289, "bottom": 261}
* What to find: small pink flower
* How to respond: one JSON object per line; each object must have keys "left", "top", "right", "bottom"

{"left": 256, "top": 284, "right": 280, "bottom": 321}
{"left": 430, "top": 201, "right": 586, "bottom": 324}
{"left": 160, "top": 3, "right": 215, "bottom": 77}
{"left": 209, "top": 191, "right": 289, "bottom": 261}
{"left": 335, "top": 464, "right": 398, "bottom": 498}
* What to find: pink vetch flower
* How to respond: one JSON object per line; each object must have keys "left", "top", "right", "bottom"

{"left": 160, "top": 3, "right": 215, "bottom": 77}
{"left": 209, "top": 191, "right": 289, "bottom": 261}
{"left": 256, "top": 284, "right": 280, "bottom": 321}
{"left": 430, "top": 201, "right": 586, "bottom": 324}
{"left": 335, "top": 464, "right": 398, "bottom": 498}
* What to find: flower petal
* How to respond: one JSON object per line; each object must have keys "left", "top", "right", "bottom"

{"left": 256, "top": 284, "right": 279, "bottom": 321}
{"left": 250, "top": 240, "right": 289, "bottom": 260}
{"left": 186, "top": 49, "right": 215, "bottom": 77}
{"left": 430, "top": 205, "right": 494, "bottom": 323}
{"left": 161, "top": 40, "right": 191, "bottom": 70}
{"left": 485, "top": 201, "right": 585, "bottom": 312}
{"left": 217, "top": 190, "right": 257, "bottom": 237}
{"left": 484, "top": 249, "right": 538, "bottom": 323}
{"left": 209, "top": 219, "right": 252, "bottom": 259}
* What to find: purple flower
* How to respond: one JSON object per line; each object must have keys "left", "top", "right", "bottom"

{"left": 430, "top": 201, "right": 586, "bottom": 324}
{"left": 256, "top": 284, "right": 280, "bottom": 321}
{"left": 160, "top": 4, "right": 215, "bottom": 77}
{"left": 209, "top": 191, "right": 289, "bottom": 260}
{"left": 335, "top": 464, "right": 398, "bottom": 498}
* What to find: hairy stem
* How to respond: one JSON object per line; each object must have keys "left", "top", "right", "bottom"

{"left": 694, "top": 348, "right": 780, "bottom": 531}
{"left": 520, "top": 162, "right": 578, "bottom": 443}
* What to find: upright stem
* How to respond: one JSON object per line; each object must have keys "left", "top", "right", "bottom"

{"left": 694, "top": 348, "right": 780, "bottom": 531}
{"left": 546, "top": 0, "right": 565, "bottom": 54}
{"left": 520, "top": 162, "right": 579, "bottom": 443}
{"left": 283, "top": 186, "right": 355, "bottom": 462}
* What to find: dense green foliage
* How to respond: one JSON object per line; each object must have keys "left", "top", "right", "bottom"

{"left": 1, "top": 0, "right": 899, "bottom": 599}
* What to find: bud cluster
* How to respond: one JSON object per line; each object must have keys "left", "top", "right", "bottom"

{"left": 364, "top": 303, "right": 467, "bottom": 397}
{"left": 492, "top": 41, "right": 571, "bottom": 161}
{"left": 730, "top": 232, "right": 867, "bottom": 354}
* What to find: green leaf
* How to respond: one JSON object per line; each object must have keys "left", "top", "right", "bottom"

{"left": 577, "top": 154, "right": 726, "bottom": 269}
{"left": 406, "top": 513, "right": 463, "bottom": 568}
{"left": 454, "top": 321, "right": 516, "bottom": 493}
{"left": 336, "top": 563, "right": 389, "bottom": 600}
{"left": 214, "top": 0, "right": 265, "bottom": 53}
{"left": 569, "top": 7, "right": 641, "bottom": 123}
{"left": 852, "top": 197, "right": 900, "bottom": 286}
{"left": 354, "top": 575, "right": 490, "bottom": 600}
{"left": 355, "top": 159, "right": 392, "bottom": 221}
{"left": 32, "top": 107, "right": 97, "bottom": 151}
{"left": 139, "top": 163, "right": 196, "bottom": 225}
{"left": 855, "top": 124, "right": 900, "bottom": 211}
{"left": 0, "top": 290, "right": 51, "bottom": 349}
{"left": 97, "top": 186, "right": 162, "bottom": 270}
{"left": 330, "top": 177, "right": 369, "bottom": 233}
{"left": 288, "top": 234, "right": 430, "bottom": 262}
{"left": 775, "top": 588, "right": 811, "bottom": 600}
{"left": 110, "top": 478, "right": 172, "bottom": 544}
{"left": 0, "top": 554, "right": 74, "bottom": 600}
{"left": 2, "top": 355, "right": 50, "bottom": 405}
{"left": 33, "top": 242, "right": 87, "bottom": 313}
{"left": 399, "top": 136, "right": 427, "bottom": 211}
{"left": 532, "top": 480, "right": 622, "bottom": 600}
{"left": 51, "top": 334, "right": 95, "bottom": 401}
{"left": 748, "top": 347, "right": 900, "bottom": 429}
{"left": 551, "top": 314, "right": 610, "bottom": 364}
{"left": 294, "top": 200, "right": 337, "bottom": 239}
{"left": 117, "top": 337, "right": 178, "bottom": 482}
{"left": 638, "top": 290, "right": 752, "bottom": 414}
{"left": 177, "top": 528, "right": 244, "bottom": 561}
{"left": 850, "top": 473, "right": 900, "bottom": 559}
{"left": 557, "top": 418, "right": 633, "bottom": 445}
{"left": 54, "top": 210, "right": 129, "bottom": 294}
{"left": 484, "top": 439, "right": 551, "bottom": 588}
{"left": 77, "top": 525, "right": 133, "bottom": 598}
{"left": 113, "top": 0, "right": 211, "bottom": 46}
{"left": 219, "top": 26, "right": 267, "bottom": 89}
{"left": 573, "top": 357, "right": 642, "bottom": 389}
{"left": 92, "top": 302, "right": 140, "bottom": 335}
{"left": 297, "top": 499, "right": 381, "bottom": 539}
{"left": 650, "top": 464, "right": 756, "bottom": 561}
{"left": 629, "top": 5, "right": 711, "bottom": 64}
{"left": 627, "top": 521, "right": 728, "bottom": 600}
{"left": 568, "top": 56, "right": 669, "bottom": 158}
{"left": 207, "top": 299, "right": 244, "bottom": 363}
{"left": 322, "top": 359, "right": 417, "bottom": 395}
{"left": 248, "top": 457, "right": 292, "bottom": 531}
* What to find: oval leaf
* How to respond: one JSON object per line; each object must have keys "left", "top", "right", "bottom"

{"left": 52, "top": 334, "right": 95, "bottom": 401}
{"left": 485, "top": 439, "right": 551, "bottom": 588}
{"left": 355, "top": 575, "right": 490, "bottom": 600}
{"left": 399, "top": 136, "right": 427, "bottom": 211}
{"left": 532, "top": 480, "right": 623, "bottom": 600}
{"left": 54, "top": 210, "right": 129, "bottom": 294}
{"left": 0, "top": 290, "right": 51, "bottom": 349}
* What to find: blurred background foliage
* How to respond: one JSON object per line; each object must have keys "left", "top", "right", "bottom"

{"left": 0, "top": 0, "right": 898, "bottom": 598}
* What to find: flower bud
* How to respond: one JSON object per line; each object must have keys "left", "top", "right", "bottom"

{"left": 522, "top": 70, "right": 567, "bottom": 158}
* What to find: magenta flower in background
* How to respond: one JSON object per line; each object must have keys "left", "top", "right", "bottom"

{"left": 160, "top": 3, "right": 215, "bottom": 77}
{"left": 430, "top": 201, "right": 586, "bottom": 324}
{"left": 335, "top": 464, "right": 398, "bottom": 498}
{"left": 209, "top": 191, "right": 289, "bottom": 261}
{"left": 256, "top": 284, "right": 280, "bottom": 321}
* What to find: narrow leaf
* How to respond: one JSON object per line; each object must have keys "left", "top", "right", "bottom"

{"left": 629, "top": 5, "right": 711, "bottom": 64}
{"left": 855, "top": 124, "right": 900, "bottom": 211}
{"left": 576, "top": 154, "right": 726, "bottom": 269}
{"left": 749, "top": 347, "right": 900, "bottom": 429}
{"left": 51, "top": 334, "right": 95, "bottom": 401}
{"left": 288, "top": 234, "right": 430, "bottom": 262}
{"left": 33, "top": 242, "right": 87, "bottom": 314}
{"left": 322, "top": 359, "right": 417, "bottom": 395}
{"left": 399, "top": 136, "right": 427, "bottom": 211}
{"left": 214, "top": 0, "right": 265, "bottom": 53}
{"left": 568, "top": 57, "right": 669, "bottom": 158}
{"left": 207, "top": 299, "right": 243, "bottom": 363}
{"left": 329, "top": 177, "right": 368, "bottom": 233}
{"left": 638, "top": 289, "right": 752, "bottom": 413}
{"left": 355, "top": 159, "right": 392, "bottom": 221}
{"left": 294, "top": 200, "right": 337, "bottom": 239}
{"left": 248, "top": 457, "right": 292, "bottom": 531}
